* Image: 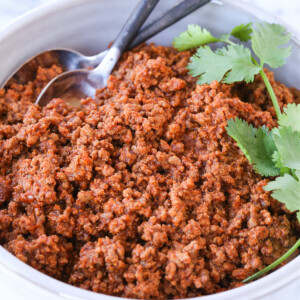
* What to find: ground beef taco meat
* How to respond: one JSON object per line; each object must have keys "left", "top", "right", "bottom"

{"left": 0, "top": 44, "right": 299, "bottom": 299}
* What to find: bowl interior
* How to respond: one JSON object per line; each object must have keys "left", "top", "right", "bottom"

{"left": 0, "top": 0, "right": 299, "bottom": 299}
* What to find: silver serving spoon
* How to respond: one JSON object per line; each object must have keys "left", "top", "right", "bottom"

{"left": 36, "top": 0, "right": 159, "bottom": 107}
{"left": 1, "top": 1, "right": 210, "bottom": 92}
{"left": 34, "top": 0, "right": 210, "bottom": 72}
{"left": 36, "top": 0, "right": 210, "bottom": 106}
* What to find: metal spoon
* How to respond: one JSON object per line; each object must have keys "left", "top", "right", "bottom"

{"left": 35, "top": 0, "right": 210, "bottom": 106}
{"left": 2, "top": 0, "right": 210, "bottom": 91}
{"left": 37, "top": 0, "right": 210, "bottom": 72}
{"left": 36, "top": 0, "right": 159, "bottom": 107}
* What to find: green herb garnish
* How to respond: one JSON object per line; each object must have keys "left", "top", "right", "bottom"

{"left": 188, "top": 45, "right": 260, "bottom": 84}
{"left": 173, "top": 22, "right": 300, "bottom": 283}
{"left": 173, "top": 23, "right": 253, "bottom": 51}
{"left": 226, "top": 119, "right": 280, "bottom": 177}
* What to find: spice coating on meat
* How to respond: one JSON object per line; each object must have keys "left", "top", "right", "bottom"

{"left": 0, "top": 45, "right": 299, "bottom": 299}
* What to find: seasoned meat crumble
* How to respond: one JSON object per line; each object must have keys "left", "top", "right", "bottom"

{"left": 0, "top": 44, "right": 299, "bottom": 299}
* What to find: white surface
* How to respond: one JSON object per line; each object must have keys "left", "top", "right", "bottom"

{"left": 0, "top": 0, "right": 299, "bottom": 300}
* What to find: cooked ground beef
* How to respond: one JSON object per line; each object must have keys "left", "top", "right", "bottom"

{"left": 0, "top": 44, "right": 299, "bottom": 299}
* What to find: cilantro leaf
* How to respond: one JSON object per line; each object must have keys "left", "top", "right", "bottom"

{"left": 272, "top": 150, "right": 291, "bottom": 174}
{"left": 173, "top": 23, "right": 253, "bottom": 52}
{"left": 188, "top": 44, "right": 260, "bottom": 84}
{"left": 230, "top": 23, "right": 253, "bottom": 41}
{"left": 255, "top": 126, "right": 279, "bottom": 175}
{"left": 173, "top": 25, "right": 219, "bottom": 51}
{"left": 272, "top": 151, "right": 282, "bottom": 168}
{"left": 226, "top": 118, "right": 256, "bottom": 162}
{"left": 226, "top": 118, "right": 280, "bottom": 176}
{"left": 251, "top": 22, "right": 292, "bottom": 68}
{"left": 264, "top": 173, "right": 300, "bottom": 216}
{"left": 278, "top": 103, "right": 300, "bottom": 132}
{"left": 273, "top": 126, "right": 300, "bottom": 170}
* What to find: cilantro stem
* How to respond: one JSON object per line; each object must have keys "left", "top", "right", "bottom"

{"left": 243, "top": 238, "right": 300, "bottom": 283}
{"left": 226, "top": 40, "right": 235, "bottom": 45}
{"left": 223, "top": 40, "right": 282, "bottom": 121}
{"left": 259, "top": 69, "right": 282, "bottom": 119}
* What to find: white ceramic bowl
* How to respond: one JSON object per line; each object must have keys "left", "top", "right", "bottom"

{"left": 0, "top": 1, "right": 299, "bottom": 299}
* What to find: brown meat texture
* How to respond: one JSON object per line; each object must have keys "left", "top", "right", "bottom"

{"left": 0, "top": 44, "right": 299, "bottom": 299}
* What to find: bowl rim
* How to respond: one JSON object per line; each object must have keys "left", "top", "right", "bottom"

{"left": 1, "top": 0, "right": 298, "bottom": 44}
{"left": 0, "top": 0, "right": 299, "bottom": 299}
{"left": 0, "top": 246, "right": 299, "bottom": 300}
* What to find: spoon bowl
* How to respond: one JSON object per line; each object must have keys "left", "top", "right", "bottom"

{"left": 36, "top": 69, "right": 96, "bottom": 107}
{"left": 36, "top": 0, "right": 161, "bottom": 106}
{"left": 46, "top": 48, "right": 106, "bottom": 71}
{"left": 36, "top": 54, "right": 115, "bottom": 107}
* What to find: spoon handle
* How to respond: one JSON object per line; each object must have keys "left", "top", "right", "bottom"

{"left": 130, "top": 0, "right": 211, "bottom": 48}
{"left": 90, "top": 0, "right": 210, "bottom": 68}
{"left": 114, "top": 0, "right": 160, "bottom": 53}
{"left": 94, "top": 0, "right": 159, "bottom": 79}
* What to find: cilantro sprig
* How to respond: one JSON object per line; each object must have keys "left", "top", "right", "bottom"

{"left": 174, "top": 22, "right": 290, "bottom": 118}
{"left": 173, "top": 23, "right": 253, "bottom": 51}
{"left": 226, "top": 114, "right": 300, "bottom": 283}
{"left": 227, "top": 108, "right": 300, "bottom": 224}
{"left": 173, "top": 22, "right": 300, "bottom": 283}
